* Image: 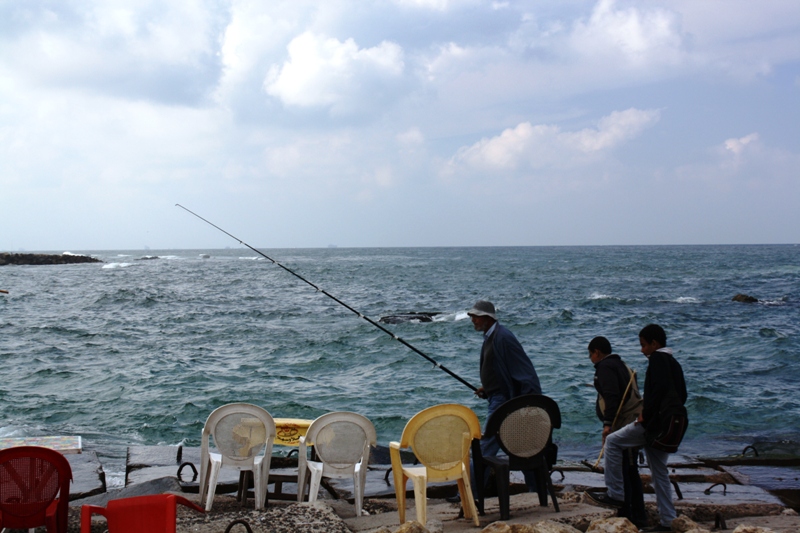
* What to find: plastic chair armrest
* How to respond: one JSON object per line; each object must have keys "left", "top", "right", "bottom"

{"left": 80, "top": 505, "right": 107, "bottom": 533}
{"left": 174, "top": 495, "right": 206, "bottom": 514}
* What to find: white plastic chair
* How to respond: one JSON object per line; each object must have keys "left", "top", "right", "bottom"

{"left": 296, "top": 412, "right": 377, "bottom": 516}
{"left": 198, "top": 403, "right": 276, "bottom": 511}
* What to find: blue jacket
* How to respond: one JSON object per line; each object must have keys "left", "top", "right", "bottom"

{"left": 486, "top": 323, "right": 542, "bottom": 398}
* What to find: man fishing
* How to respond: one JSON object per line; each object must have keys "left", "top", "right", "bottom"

{"left": 468, "top": 300, "right": 542, "bottom": 493}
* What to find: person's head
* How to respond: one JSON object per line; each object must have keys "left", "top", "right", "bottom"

{"left": 639, "top": 323, "right": 667, "bottom": 356}
{"left": 588, "top": 336, "right": 612, "bottom": 364}
{"left": 468, "top": 300, "right": 497, "bottom": 333}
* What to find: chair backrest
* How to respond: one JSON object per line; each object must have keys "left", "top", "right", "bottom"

{"left": 400, "top": 404, "right": 481, "bottom": 474}
{"left": 82, "top": 494, "right": 205, "bottom": 533}
{"left": 305, "top": 412, "right": 377, "bottom": 469}
{"left": 484, "top": 394, "right": 561, "bottom": 460}
{"left": 0, "top": 446, "right": 72, "bottom": 531}
{"left": 202, "top": 403, "right": 276, "bottom": 462}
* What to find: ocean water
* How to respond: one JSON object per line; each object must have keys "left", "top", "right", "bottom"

{"left": 1, "top": 245, "right": 799, "bottom": 487}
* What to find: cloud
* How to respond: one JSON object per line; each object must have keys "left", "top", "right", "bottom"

{"left": 264, "top": 32, "right": 406, "bottom": 116}
{"left": 569, "top": 0, "right": 685, "bottom": 68}
{"left": 445, "top": 107, "right": 660, "bottom": 176}
{"left": 0, "top": 1, "right": 225, "bottom": 104}
{"left": 724, "top": 133, "right": 759, "bottom": 155}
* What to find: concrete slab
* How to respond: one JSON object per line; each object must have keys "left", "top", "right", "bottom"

{"left": 70, "top": 476, "right": 184, "bottom": 508}
{"left": 67, "top": 450, "right": 106, "bottom": 500}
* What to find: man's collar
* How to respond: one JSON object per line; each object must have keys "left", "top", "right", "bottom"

{"left": 484, "top": 322, "right": 497, "bottom": 338}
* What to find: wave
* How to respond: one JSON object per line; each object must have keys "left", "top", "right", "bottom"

{"left": 102, "top": 262, "right": 134, "bottom": 269}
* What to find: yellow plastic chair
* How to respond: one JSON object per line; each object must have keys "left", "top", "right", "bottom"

{"left": 198, "top": 403, "right": 276, "bottom": 511}
{"left": 297, "top": 412, "right": 377, "bottom": 516}
{"left": 389, "top": 404, "right": 481, "bottom": 527}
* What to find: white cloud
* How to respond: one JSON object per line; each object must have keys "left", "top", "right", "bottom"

{"left": 264, "top": 32, "right": 405, "bottom": 116}
{"left": 445, "top": 107, "right": 660, "bottom": 175}
{"left": 569, "top": 0, "right": 685, "bottom": 68}
{"left": 724, "top": 133, "right": 759, "bottom": 155}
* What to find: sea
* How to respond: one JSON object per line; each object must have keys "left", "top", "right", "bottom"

{"left": 1, "top": 245, "right": 799, "bottom": 489}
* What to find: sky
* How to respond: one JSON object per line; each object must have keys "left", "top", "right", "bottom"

{"left": 1, "top": 0, "right": 799, "bottom": 251}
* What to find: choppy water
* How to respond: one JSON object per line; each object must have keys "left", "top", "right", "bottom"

{"left": 1, "top": 245, "right": 799, "bottom": 487}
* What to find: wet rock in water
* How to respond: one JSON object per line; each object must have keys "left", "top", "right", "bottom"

{"left": 732, "top": 294, "right": 758, "bottom": 303}
{"left": 379, "top": 312, "right": 441, "bottom": 324}
{"left": 586, "top": 516, "right": 639, "bottom": 533}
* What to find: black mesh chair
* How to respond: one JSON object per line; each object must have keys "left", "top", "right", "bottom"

{"left": 475, "top": 394, "right": 561, "bottom": 520}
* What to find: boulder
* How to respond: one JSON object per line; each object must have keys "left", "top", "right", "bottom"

{"left": 532, "top": 520, "right": 583, "bottom": 533}
{"left": 731, "top": 526, "right": 775, "bottom": 533}
{"left": 395, "top": 521, "right": 431, "bottom": 533}
{"left": 732, "top": 294, "right": 758, "bottom": 303}
{"left": 672, "top": 516, "right": 701, "bottom": 532}
{"left": 586, "top": 516, "right": 639, "bottom": 533}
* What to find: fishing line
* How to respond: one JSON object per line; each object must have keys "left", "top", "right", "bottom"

{"left": 176, "top": 204, "right": 478, "bottom": 392}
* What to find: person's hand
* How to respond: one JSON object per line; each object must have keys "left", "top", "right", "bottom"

{"left": 474, "top": 387, "right": 487, "bottom": 399}
{"left": 602, "top": 425, "right": 611, "bottom": 443}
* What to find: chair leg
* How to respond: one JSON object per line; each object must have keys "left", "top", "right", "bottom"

{"left": 353, "top": 463, "right": 365, "bottom": 516}
{"left": 205, "top": 459, "right": 222, "bottom": 511}
{"left": 254, "top": 464, "right": 264, "bottom": 511}
{"left": 411, "top": 474, "right": 428, "bottom": 526}
{"left": 547, "top": 476, "right": 560, "bottom": 512}
{"left": 458, "top": 475, "right": 480, "bottom": 527}
{"left": 307, "top": 463, "right": 324, "bottom": 504}
{"left": 495, "top": 464, "right": 510, "bottom": 521}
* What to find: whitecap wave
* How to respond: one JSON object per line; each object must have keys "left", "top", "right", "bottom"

{"left": 102, "top": 262, "right": 133, "bottom": 269}
{"left": 589, "top": 293, "right": 615, "bottom": 300}
{"left": 239, "top": 256, "right": 264, "bottom": 261}
{"left": 675, "top": 297, "right": 700, "bottom": 304}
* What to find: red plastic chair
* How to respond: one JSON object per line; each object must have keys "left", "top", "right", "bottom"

{"left": 0, "top": 445, "right": 73, "bottom": 533}
{"left": 80, "top": 494, "right": 205, "bottom": 533}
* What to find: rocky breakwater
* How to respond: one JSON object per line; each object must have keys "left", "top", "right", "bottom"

{"left": 0, "top": 252, "right": 102, "bottom": 266}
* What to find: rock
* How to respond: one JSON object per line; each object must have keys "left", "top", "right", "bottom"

{"left": 481, "top": 523, "right": 538, "bottom": 533}
{"left": 0, "top": 252, "right": 102, "bottom": 266}
{"left": 732, "top": 294, "right": 758, "bottom": 303}
{"left": 672, "top": 516, "right": 701, "bottom": 532}
{"left": 731, "top": 526, "right": 775, "bottom": 533}
{"left": 482, "top": 523, "right": 512, "bottom": 533}
{"left": 532, "top": 520, "right": 583, "bottom": 533}
{"left": 684, "top": 529, "right": 712, "bottom": 533}
{"left": 395, "top": 520, "right": 431, "bottom": 533}
{"left": 586, "top": 516, "right": 639, "bottom": 533}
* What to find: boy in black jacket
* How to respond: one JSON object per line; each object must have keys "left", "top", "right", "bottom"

{"left": 586, "top": 325, "right": 687, "bottom": 532}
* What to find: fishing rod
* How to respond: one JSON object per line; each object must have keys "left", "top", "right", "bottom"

{"left": 176, "top": 204, "right": 478, "bottom": 392}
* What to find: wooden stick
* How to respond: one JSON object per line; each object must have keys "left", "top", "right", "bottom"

{"left": 593, "top": 368, "right": 637, "bottom": 469}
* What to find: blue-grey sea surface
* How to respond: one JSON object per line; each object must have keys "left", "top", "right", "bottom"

{"left": 1, "top": 245, "right": 798, "bottom": 487}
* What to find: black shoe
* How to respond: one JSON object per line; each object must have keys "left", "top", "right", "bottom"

{"left": 639, "top": 524, "right": 671, "bottom": 532}
{"left": 445, "top": 493, "right": 461, "bottom": 503}
{"left": 584, "top": 490, "right": 624, "bottom": 509}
